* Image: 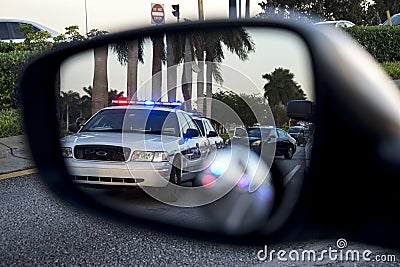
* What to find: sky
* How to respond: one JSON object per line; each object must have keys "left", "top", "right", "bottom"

{"left": 2, "top": 0, "right": 314, "bottom": 101}
{"left": 0, "top": 0, "right": 264, "bottom": 34}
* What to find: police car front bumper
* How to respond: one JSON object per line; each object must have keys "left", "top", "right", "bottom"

{"left": 65, "top": 159, "right": 172, "bottom": 187}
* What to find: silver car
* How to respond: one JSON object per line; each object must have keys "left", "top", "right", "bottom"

{"left": 193, "top": 117, "right": 224, "bottom": 150}
{"left": 60, "top": 103, "right": 211, "bottom": 188}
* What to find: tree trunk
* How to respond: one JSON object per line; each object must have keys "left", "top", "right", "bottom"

{"left": 205, "top": 61, "right": 213, "bottom": 118}
{"left": 181, "top": 36, "right": 192, "bottom": 111}
{"left": 92, "top": 45, "right": 108, "bottom": 114}
{"left": 167, "top": 35, "right": 177, "bottom": 102}
{"left": 229, "top": 0, "right": 237, "bottom": 19}
{"left": 152, "top": 36, "right": 163, "bottom": 101}
{"left": 245, "top": 0, "right": 250, "bottom": 19}
{"left": 197, "top": 59, "right": 205, "bottom": 114}
{"left": 127, "top": 40, "right": 138, "bottom": 101}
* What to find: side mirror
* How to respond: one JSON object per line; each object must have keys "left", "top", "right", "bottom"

{"left": 207, "top": 131, "right": 218, "bottom": 137}
{"left": 75, "top": 117, "right": 86, "bottom": 127}
{"left": 68, "top": 123, "right": 79, "bottom": 133}
{"left": 286, "top": 100, "right": 315, "bottom": 122}
{"left": 184, "top": 128, "right": 199, "bottom": 139}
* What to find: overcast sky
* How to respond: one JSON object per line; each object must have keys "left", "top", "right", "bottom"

{"left": 1, "top": 0, "right": 263, "bottom": 34}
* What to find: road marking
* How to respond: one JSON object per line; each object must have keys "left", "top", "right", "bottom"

{"left": 0, "top": 168, "right": 37, "bottom": 180}
{"left": 284, "top": 164, "right": 302, "bottom": 185}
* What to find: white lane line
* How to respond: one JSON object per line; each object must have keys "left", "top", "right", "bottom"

{"left": 284, "top": 164, "right": 301, "bottom": 185}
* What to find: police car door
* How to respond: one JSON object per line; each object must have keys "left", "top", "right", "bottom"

{"left": 177, "top": 112, "right": 207, "bottom": 173}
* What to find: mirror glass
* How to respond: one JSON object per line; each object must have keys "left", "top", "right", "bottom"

{"left": 58, "top": 26, "right": 314, "bottom": 234}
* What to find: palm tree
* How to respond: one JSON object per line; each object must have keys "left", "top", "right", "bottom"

{"left": 112, "top": 39, "right": 145, "bottom": 100}
{"left": 166, "top": 33, "right": 185, "bottom": 102}
{"left": 88, "top": 29, "right": 109, "bottom": 115}
{"left": 262, "top": 67, "right": 306, "bottom": 106}
{"left": 108, "top": 89, "right": 125, "bottom": 106}
{"left": 197, "top": 28, "right": 255, "bottom": 117}
{"left": 151, "top": 34, "right": 166, "bottom": 101}
{"left": 61, "top": 90, "right": 80, "bottom": 132}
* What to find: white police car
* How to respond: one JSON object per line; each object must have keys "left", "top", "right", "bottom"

{"left": 193, "top": 117, "right": 224, "bottom": 150}
{"left": 60, "top": 101, "right": 211, "bottom": 189}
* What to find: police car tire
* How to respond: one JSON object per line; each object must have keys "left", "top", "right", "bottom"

{"left": 167, "top": 159, "right": 182, "bottom": 202}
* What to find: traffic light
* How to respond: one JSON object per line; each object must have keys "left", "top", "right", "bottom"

{"left": 172, "top": 4, "right": 180, "bottom": 21}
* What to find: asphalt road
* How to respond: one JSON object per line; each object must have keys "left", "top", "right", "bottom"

{"left": 1, "top": 161, "right": 399, "bottom": 266}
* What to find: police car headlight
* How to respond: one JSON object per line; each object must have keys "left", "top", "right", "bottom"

{"left": 61, "top": 147, "right": 73, "bottom": 158}
{"left": 251, "top": 140, "right": 261, "bottom": 146}
{"left": 132, "top": 151, "right": 169, "bottom": 162}
{"left": 153, "top": 152, "right": 169, "bottom": 162}
{"left": 133, "top": 151, "right": 154, "bottom": 161}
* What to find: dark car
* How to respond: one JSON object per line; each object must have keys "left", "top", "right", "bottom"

{"left": 230, "top": 126, "right": 297, "bottom": 159}
{"left": 287, "top": 125, "right": 306, "bottom": 146}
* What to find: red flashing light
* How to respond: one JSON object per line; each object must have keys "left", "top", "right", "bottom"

{"left": 112, "top": 98, "right": 129, "bottom": 106}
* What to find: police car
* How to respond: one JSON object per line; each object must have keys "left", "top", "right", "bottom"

{"left": 60, "top": 100, "right": 211, "bottom": 189}
{"left": 192, "top": 117, "right": 224, "bottom": 150}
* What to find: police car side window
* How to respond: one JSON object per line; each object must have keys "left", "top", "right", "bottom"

{"left": 205, "top": 120, "right": 215, "bottom": 134}
{"left": 177, "top": 112, "right": 190, "bottom": 137}
{"left": 183, "top": 114, "right": 199, "bottom": 131}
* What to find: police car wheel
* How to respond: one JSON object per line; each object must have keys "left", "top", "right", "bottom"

{"left": 169, "top": 165, "right": 181, "bottom": 185}
{"left": 166, "top": 159, "right": 182, "bottom": 202}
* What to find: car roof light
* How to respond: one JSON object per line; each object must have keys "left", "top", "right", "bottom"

{"left": 144, "top": 100, "right": 155, "bottom": 106}
{"left": 111, "top": 98, "right": 129, "bottom": 106}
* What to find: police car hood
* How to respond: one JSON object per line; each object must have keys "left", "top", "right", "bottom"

{"left": 60, "top": 132, "right": 180, "bottom": 151}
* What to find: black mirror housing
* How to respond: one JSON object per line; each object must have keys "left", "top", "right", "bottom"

{"left": 286, "top": 100, "right": 315, "bottom": 122}
{"left": 68, "top": 123, "right": 79, "bottom": 133}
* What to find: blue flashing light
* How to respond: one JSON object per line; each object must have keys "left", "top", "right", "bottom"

{"left": 144, "top": 100, "right": 155, "bottom": 106}
{"left": 170, "top": 101, "right": 182, "bottom": 107}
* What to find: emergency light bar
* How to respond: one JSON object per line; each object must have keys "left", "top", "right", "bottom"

{"left": 111, "top": 99, "right": 182, "bottom": 108}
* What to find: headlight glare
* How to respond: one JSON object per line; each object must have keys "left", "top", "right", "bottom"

{"left": 133, "top": 151, "right": 154, "bottom": 161}
{"left": 61, "top": 147, "right": 73, "bottom": 158}
{"left": 153, "top": 152, "right": 169, "bottom": 162}
{"left": 251, "top": 140, "right": 261, "bottom": 146}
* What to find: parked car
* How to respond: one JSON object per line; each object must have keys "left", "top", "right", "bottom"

{"left": 287, "top": 125, "right": 306, "bottom": 146}
{"left": 229, "top": 126, "right": 297, "bottom": 159}
{"left": 382, "top": 13, "right": 400, "bottom": 26}
{"left": 0, "top": 18, "right": 59, "bottom": 42}
{"left": 193, "top": 117, "right": 224, "bottom": 150}
{"left": 315, "top": 20, "right": 355, "bottom": 28}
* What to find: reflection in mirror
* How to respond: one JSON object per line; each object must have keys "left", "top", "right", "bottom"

{"left": 58, "top": 26, "right": 314, "bottom": 234}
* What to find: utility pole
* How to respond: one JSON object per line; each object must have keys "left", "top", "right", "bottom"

{"left": 84, "top": 0, "right": 88, "bottom": 36}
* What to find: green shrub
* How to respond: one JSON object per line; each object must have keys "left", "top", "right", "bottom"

{"left": 380, "top": 61, "right": 400, "bottom": 80}
{"left": 0, "top": 109, "right": 23, "bottom": 138}
{"left": 0, "top": 41, "right": 18, "bottom": 53}
{"left": 343, "top": 26, "right": 400, "bottom": 63}
{"left": 0, "top": 50, "right": 35, "bottom": 109}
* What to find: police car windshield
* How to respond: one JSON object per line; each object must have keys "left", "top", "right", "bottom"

{"left": 80, "top": 109, "right": 179, "bottom": 136}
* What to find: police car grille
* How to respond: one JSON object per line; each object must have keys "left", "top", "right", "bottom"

{"left": 74, "top": 145, "right": 131, "bottom": 161}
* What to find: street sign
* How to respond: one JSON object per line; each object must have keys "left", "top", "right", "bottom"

{"left": 151, "top": 3, "right": 165, "bottom": 25}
